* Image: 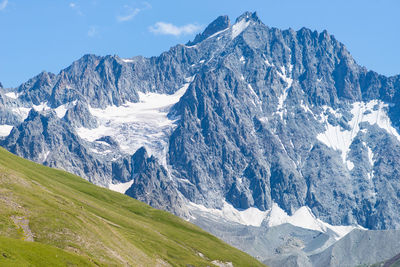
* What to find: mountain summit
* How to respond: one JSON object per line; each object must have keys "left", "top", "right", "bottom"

{"left": 235, "top": 11, "right": 261, "bottom": 23}
{"left": 187, "top": 15, "right": 230, "bottom": 46}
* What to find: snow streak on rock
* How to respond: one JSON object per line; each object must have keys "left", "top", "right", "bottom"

{"left": 232, "top": 19, "right": 250, "bottom": 39}
{"left": 317, "top": 100, "right": 400, "bottom": 170}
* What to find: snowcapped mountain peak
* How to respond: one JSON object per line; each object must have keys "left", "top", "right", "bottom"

{"left": 234, "top": 11, "right": 260, "bottom": 24}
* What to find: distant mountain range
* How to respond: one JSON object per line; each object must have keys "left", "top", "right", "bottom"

{"left": 1, "top": 11, "right": 400, "bottom": 266}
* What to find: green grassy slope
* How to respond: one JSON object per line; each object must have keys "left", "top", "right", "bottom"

{"left": 0, "top": 236, "right": 94, "bottom": 266}
{"left": 0, "top": 147, "right": 265, "bottom": 266}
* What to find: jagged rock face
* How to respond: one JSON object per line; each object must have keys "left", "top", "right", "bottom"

{"left": 15, "top": 50, "right": 197, "bottom": 109}
{"left": 3, "top": 109, "right": 109, "bottom": 185}
{"left": 124, "top": 147, "right": 185, "bottom": 216}
{"left": 309, "top": 229, "right": 400, "bottom": 267}
{"left": 1, "top": 12, "right": 400, "bottom": 233}
{"left": 186, "top": 15, "right": 230, "bottom": 46}
{"left": 18, "top": 71, "right": 57, "bottom": 105}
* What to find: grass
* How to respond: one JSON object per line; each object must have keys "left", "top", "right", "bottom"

{"left": 0, "top": 147, "right": 265, "bottom": 266}
{"left": 0, "top": 236, "right": 94, "bottom": 267}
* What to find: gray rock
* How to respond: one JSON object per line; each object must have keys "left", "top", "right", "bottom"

{"left": 186, "top": 15, "right": 230, "bottom": 46}
{"left": 310, "top": 229, "right": 400, "bottom": 267}
{"left": 1, "top": 109, "right": 110, "bottom": 185}
{"left": 63, "top": 101, "right": 98, "bottom": 129}
{"left": 125, "top": 147, "right": 186, "bottom": 216}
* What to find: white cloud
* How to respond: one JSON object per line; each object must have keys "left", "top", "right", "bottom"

{"left": 0, "top": 0, "right": 8, "bottom": 11}
{"left": 149, "top": 22, "right": 201, "bottom": 36}
{"left": 87, "top": 26, "right": 98, "bottom": 37}
{"left": 69, "top": 2, "right": 83, "bottom": 16}
{"left": 116, "top": 2, "right": 151, "bottom": 23}
{"left": 117, "top": 8, "right": 140, "bottom": 22}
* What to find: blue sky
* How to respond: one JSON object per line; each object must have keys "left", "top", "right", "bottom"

{"left": 0, "top": 0, "right": 399, "bottom": 88}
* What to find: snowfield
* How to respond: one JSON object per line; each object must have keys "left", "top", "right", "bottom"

{"left": 317, "top": 100, "right": 400, "bottom": 170}
{"left": 76, "top": 77, "right": 194, "bottom": 167}
{"left": 188, "top": 201, "right": 361, "bottom": 240}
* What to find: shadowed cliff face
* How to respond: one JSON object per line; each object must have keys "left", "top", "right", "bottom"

{"left": 1, "top": 12, "right": 400, "bottom": 232}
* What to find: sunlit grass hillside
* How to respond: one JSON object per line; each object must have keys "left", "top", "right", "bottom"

{"left": 0, "top": 148, "right": 264, "bottom": 266}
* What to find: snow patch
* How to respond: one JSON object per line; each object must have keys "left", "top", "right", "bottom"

{"left": 265, "top": 203, "right": 359, "bottom": 240}
{"left": 232, "top": 19, "right": 250, "bottom": 39}
{"left": 90, "top": 148, "right": 112, "bottom": 155}
{"left": 109, "top": 180, "right": 134, "bottom": 194}
{"left": 276, "top": 66, "right": 293, "bottom": 119}
{"left": 54, "top": 105, "right": 68, "bottom": 119}
{"left": 277, "top": 90, "right": 288, "bottom": 116}
{"left": 54, "top": 100, "right": 77, "bottom": 118}
{"left": 11, "top": 101, "right": 77, "bottom": 120}
{"left": 247, "top": 84, "right": 261, "bottom": 107}
{"left": 38, "top": 150, "right": 50, "bottom": 163}
{"left": 240, "top": 56, "right": 245, "bottom": 64}
{"left": 32, "top": 102, "right": 50, "bottom": 112}
{"left": 77, "top": 77, "right": 194, "bottom": 168}
{"left": 205, "top": 27, "right": 229, "bottom": 41}
{"left": 277, "top": 66, "right": 293, "bottom": 89}
{"left": 364, "top": 142, "right": 375, "bottom": 179}
{"left": 95, "top": 140, "right": 110, "bottom": 147}
{"left": 121, "top": 58, "right": 134, "bottom": 63}
{"left": 300, "top": 101, "right": 313, "bottom": 114}
{"left": 367, "top": 147, "right": 374, "bottom": 166}
{"left": 364, "top": 142, "right": 374, "bottom": 166}
{"left": 321, "top": 105, "right": 341, "bottom": 119}
{"left": 5, "top": 92, "right": 19, "bottom": 99}
{"left": 346, "top": 161, "right": 354, "bottom": 171}
{"left": 189, "top": 201, "right": 360, "bottom": 240}
{"left": 188, "top": 201, "right": 269, "bottom": 227}
{"left": 76, "top": 125, "right": 113, "bottom": 142}
{"left": 0, "top": 125, "right": 14, "bottom": 136}
{"left": 12, "top": 107, "right": 31, "bottom": 121}
{"left": 317, "top": 100, "right": 400, "bottom": 169}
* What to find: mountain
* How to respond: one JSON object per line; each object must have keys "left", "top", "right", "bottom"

{"left": 1, "top": 11, "right": 400, "bottom": 266}
{"left": 0, "top": 147, "right": 264, "bottom": 266}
